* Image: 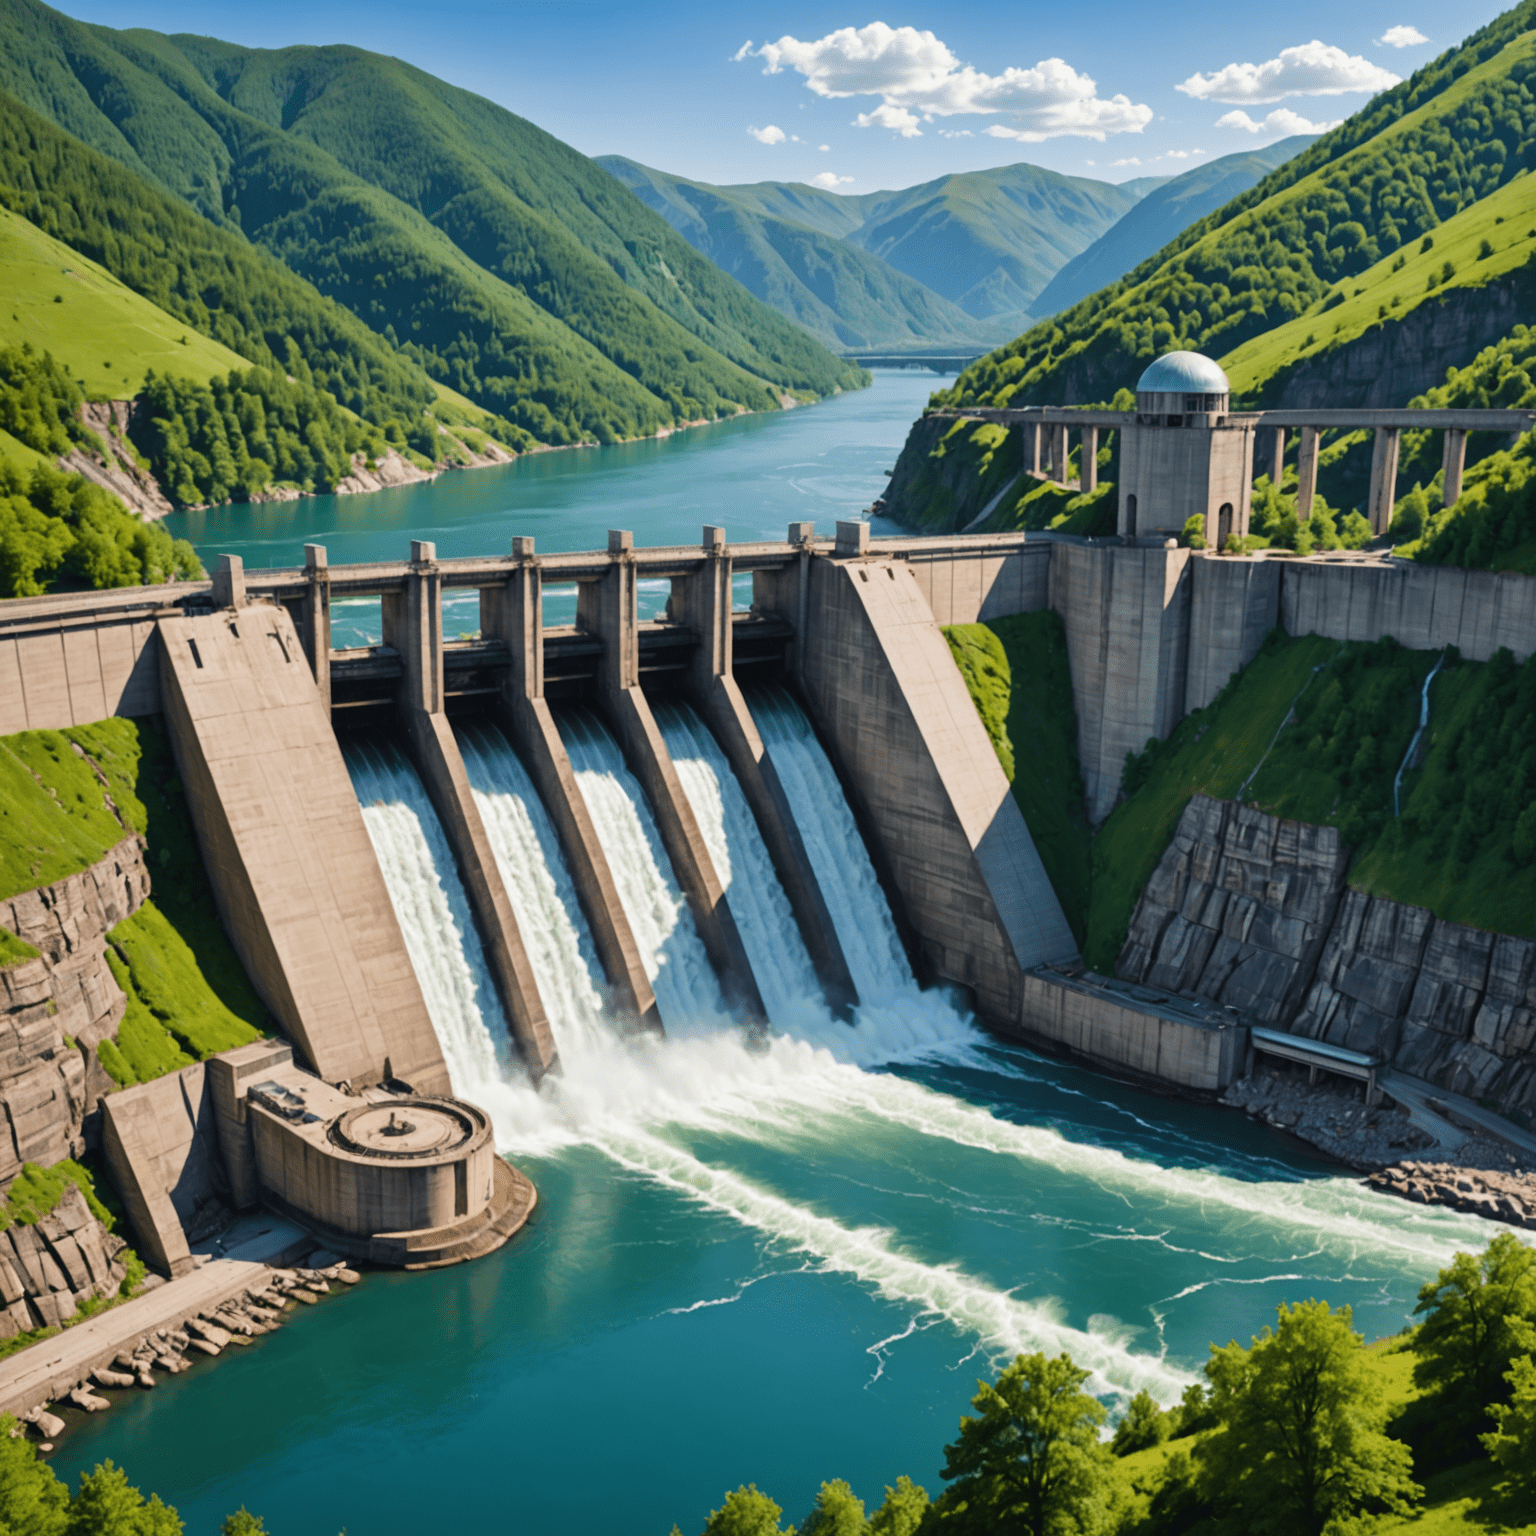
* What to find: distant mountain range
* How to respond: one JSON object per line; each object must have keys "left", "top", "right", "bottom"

{"left": 601, "top": 147, "right": 1314, "bottom": 355}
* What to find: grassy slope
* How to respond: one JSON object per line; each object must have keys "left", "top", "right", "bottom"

{"left": 0, "top": 203, "right": 247, "bottom": 399}
{"left": 1085, "top": 635, "right": 1339, "bottom": 970}
{"left": 943, "top": 614, "right": 1092, "bottom": 946}
{"left": 1223, "top": 149, "right": 1536, "bottom": 400}
{"left": 0, "top": 718, "right": 264, "bottom": 1083}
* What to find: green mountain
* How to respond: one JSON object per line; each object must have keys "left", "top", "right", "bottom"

{"left": 843, "top": 165, "right": 1143, "bottom": 326}
{"left": 0, "top": 0, "right": 863, "bottom": 446}
{"left": 598, "top": 157, "right": 991, "bottom": 353}
{"left": 888, "top": 2, "right": 1536, "bottom": 532}
{"left": 1031, "top": 140, "right": 1315, "bottom": 317}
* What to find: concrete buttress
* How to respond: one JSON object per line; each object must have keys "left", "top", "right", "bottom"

{"left": 384, "top": 543, "right": 559, "bottom": 1082}
{"left": 156, "top": 604, "right": 451, "bottom": 1095}
{"left": 481, "top": 539, "right": 662, "bottom": 1033}
{"left": 671, "top": 527, "right": 859, "bottom": 1018}
{"left": 582, "top": 531, "right": 767, "bottom": 1024}
{"left": 788, "top": 552, "right": 1079, "bottom": 1024}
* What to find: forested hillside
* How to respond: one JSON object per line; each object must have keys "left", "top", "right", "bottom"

{"left": 936, "top": 10, "right": 1536, "bottom": 412}
{"left": 0, "top": 0, "right": 863, "bottom": 446}
{"left": 886, "top": 1, "right": 1536, "bottom": 538}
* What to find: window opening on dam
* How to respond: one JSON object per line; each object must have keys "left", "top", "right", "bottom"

{"left": 187, "top": 638, "right": 203, "bottom": 669}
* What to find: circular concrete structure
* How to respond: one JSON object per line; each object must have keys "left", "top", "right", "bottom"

{"left": 1136, "top": 351, "right": 1230, "bottom": 418}
{"left": 329, "top": 1099, "right": 481, "bottom": 1160}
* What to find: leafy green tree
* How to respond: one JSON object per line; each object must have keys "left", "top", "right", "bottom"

{"left": 700, "top": 1486, "right": 790, "bottom": 1536}
{"left": 1414, "top": 1231, "right": 1536, "bottom": 1436}
{"left": 65, "top": 1462, "right": 182, "bottom": 1536}
{"left": 938, "top": 1351, "right": 1116, "bottom": 1536}
{"left": 1111, "top": 1391, "right": 1170, "bottom": 1456}
{"left": 220, "top": 1512, "right": 268, "bottom": 1535}
{"left": 0, "top": 1413, "right": 68, "bottom": 1535}
{"left": 866, "top": 1477, "right": 928, "bottom": 1536}
{"left": 1484, "top": 1349, "right": 1536, "bottom": 1485}
{"left": 1179, "top": 515, "right": 1205, "bottom": 550}
{"left": 800, "top": 1479, "right": 866, "bottom": 1536}
{"left": 1169, "top": 1382, "right": 1217, "bottom": 1439}
{"left": 1197, "top": 1299, "right": 1419, "bottom": 1535}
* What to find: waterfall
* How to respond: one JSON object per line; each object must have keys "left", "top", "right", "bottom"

{"left": 649, "top": 696, "right": 827, "bottom": 1024}
{"left": 554, "top": 704, "right": 732, "bottom": 1032}
{"left": 342, "top": 736, "right": 516, "bottom": 1098}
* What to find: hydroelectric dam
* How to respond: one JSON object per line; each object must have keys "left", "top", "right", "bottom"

{"left": 1, "top": 509, "right": 1533, "bottom": 1294}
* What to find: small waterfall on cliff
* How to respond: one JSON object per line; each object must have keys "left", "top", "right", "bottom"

{"left": 342, "top": 737, "right": 514, "bottom": 1095}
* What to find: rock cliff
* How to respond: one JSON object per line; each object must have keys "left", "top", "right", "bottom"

{"left": 1119, "top": 794, "right": 1536, "bottom": 1121}
{"left": 0, "top": 835, "right": 151, "bottom": 1176}
{"left": 0, "top": 1182, "right": 129, "bottom": 1338}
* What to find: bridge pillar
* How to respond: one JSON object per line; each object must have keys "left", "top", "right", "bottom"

{"left": 672, "top": 527, "right": 859, "bottom": 1019}
{"left": 1368, "top": 427, "right": 1401, "bottom": 535}
{"left": 482, "top": 537, "right": 660, "bottom": 1034}
{"left": 586, "top": 530, "right": 767, "bottom": 1024}
{"left": 1296, "top": 427, "right": 1321, "bottom": 521}
{"left": 389, "top": 540, "right": 559, "bottom": 1083}
{"left": 1024, "top": 421, "right": 1041, "bottom": 476}
{"left": 1081, "top": 427, "right": 1099, "bottom": 493}
{"left": 299, "top": 544, "right": 331, "bottom": 710}
{"left": 1442, "top": 428, "right": 1468, "bottom": 507}
{"left": 211, "top": 554, "right": 246, "bottom": 609}
{"left": 1051, "top": 424, "right": 1069, "bottom": 485}
{"left": 1268, "top": 427, "right": 1286, "bottom": 486}
{"left": 787, "top": 521, "right": 815, "bottom": 684}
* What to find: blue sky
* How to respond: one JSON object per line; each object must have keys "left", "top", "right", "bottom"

{"left": 61, "top": 0, "right": 1504, "bottom": 191}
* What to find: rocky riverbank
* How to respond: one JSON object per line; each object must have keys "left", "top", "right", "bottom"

{"left": 1221, "top": 1070, "right": 1435, "bottom": 1167}
{"left": 1364, "top": 1161, "right": 1536, "bottom": 1227}
{"left": 14, "top": 1258, "right": 357, "bottom": 1452}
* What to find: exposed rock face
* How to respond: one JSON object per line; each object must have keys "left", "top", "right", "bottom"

{"left": 1116, "top": 795, "right": 1349, "bottom": 1024}
{"left": 331, "top": 448, "right": 437, "bottom": 496}
{"left": 0, "top": 1183, "right": 128, "bottom": 1338}
{"left": 1120, "top": 794, "right": 1536, "bottom": 1122}
{"left": 0, "top": 836, "right": 151, "bottom": 1176}
{"left": 1222, "top": 1071, "right": 1432, "bottom": 1167}
{"left": 1366, "top": 1160, "right": 1536, "bottom": 1227}
{"left": 59, "top": 403, "right": 175, "bottom": 521}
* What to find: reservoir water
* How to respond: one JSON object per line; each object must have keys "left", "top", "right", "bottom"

{"left": 54, "top": 373, "right": 1500, "bottom": 1533}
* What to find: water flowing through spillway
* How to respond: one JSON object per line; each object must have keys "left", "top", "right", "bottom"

{"left": 342, "top": 737, "right": 515, "bottom": 1097}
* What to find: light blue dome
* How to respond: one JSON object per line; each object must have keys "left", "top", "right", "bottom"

{"left": 1136, "top": 351, "right": 1230, "bottom": 394}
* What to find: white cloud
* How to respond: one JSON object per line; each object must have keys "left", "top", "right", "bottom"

{"left": 818, "top": 143, "right": 831, "bottom": 151}
{"left": 1178, "top": 41, "right": 1400, "bottom": 104}
{"left": 738, "top": 23, "right": 1151, "bottom": 141}
{"left": 810, "top": 171, "right": 854, "bottom": 190}
{"left": 1378, "top": 24, "right": 1429, "bottom": 46}
{"left": 938, "top": 128, "right": 974, "bottom": 138}
{"left": 1217, "top": 107, "right": 1342, "bottom": 135}
{"left": 1111, "top": 156, "right": 1141, "bottom": 166}
{"left": 747, "top": 124, "right": 786, "bottom": 144}
{"left": 855, "top": 103, "right": 923, "bottom": 136}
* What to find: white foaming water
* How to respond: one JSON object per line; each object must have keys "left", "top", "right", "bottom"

{"left": 343, "top": 738, "right": 515, "bottom": 1093}
{"left": 350, "top": 714, "right": 1499, "bottom": 1404}
{"left": 556, "top": 706, "right": 732, "bottom": 1029}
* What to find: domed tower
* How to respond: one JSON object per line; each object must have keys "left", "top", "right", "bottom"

{"left": 1117, "top": 351, "right": 1255, "bottom": 546}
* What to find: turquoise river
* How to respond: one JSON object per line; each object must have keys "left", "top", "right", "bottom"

{"left": 52, "top": 374, "right": 1496, "bottom": 1534}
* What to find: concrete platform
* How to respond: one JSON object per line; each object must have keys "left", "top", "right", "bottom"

{"left": 0, "top": 1260, "right": 269, "bottom": 1420}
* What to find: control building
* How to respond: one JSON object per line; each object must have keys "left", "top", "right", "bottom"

{"left": 1116, "top": 352, "right": 1255, "bottom": 545}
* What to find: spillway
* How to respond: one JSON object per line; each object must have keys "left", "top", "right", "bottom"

{"left": 455, "top": 720, "right": 609, "bottom": 1044}
{"left": 342, "top": 737, "right": 516, "bottom": 1097}
{"left": 650, "top": 697, "right": 827, "bottom": 1026}
{"left": 555, "top": 704, "right": 732, "bottom": 1032}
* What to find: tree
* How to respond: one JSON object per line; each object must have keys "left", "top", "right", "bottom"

{"left": 800, "top": 1480, "right": 866, "bottom": 1536}
{"left": 866, "top": 1477, "right": 928, "bottom": 1536}
{"left": 1180, "top": 515, "right": 1206, "bottom": 549}
{"left": 1414, "top": 1231, "right": 1536, "bottom": 1436}
{"left": 0, "top": 1414, "right": 68, "bottom": 1536}
{"left": 65, "top": 1462, "right": 182, "bottom": 1536}
{"left": 221, "top": 1512, "right": 268, "bottom": 1535}
{"left": 1483, "top": 1349, "right": 1536, "bottom": 1486}
{"left": 1111, "top": 1391, "right": 1170, "bottom": 1456}
{"left": 700, "top": 1486, "right": 790, "bottom": 1536}
{"left": 1197, "top": 1299, "right": 1419, "bottom": 1535}
{"left": 939, "top": 1351, "right": 1116, "bottom": 1536}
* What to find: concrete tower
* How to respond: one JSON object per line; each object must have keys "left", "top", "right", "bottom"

{"left": 1117, "top": 352, "right": 1255, "bottom": 545}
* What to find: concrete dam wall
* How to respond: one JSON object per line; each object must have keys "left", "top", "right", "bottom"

{"left": 0, "top": 520, "right": 1532, "bottom": 1289}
